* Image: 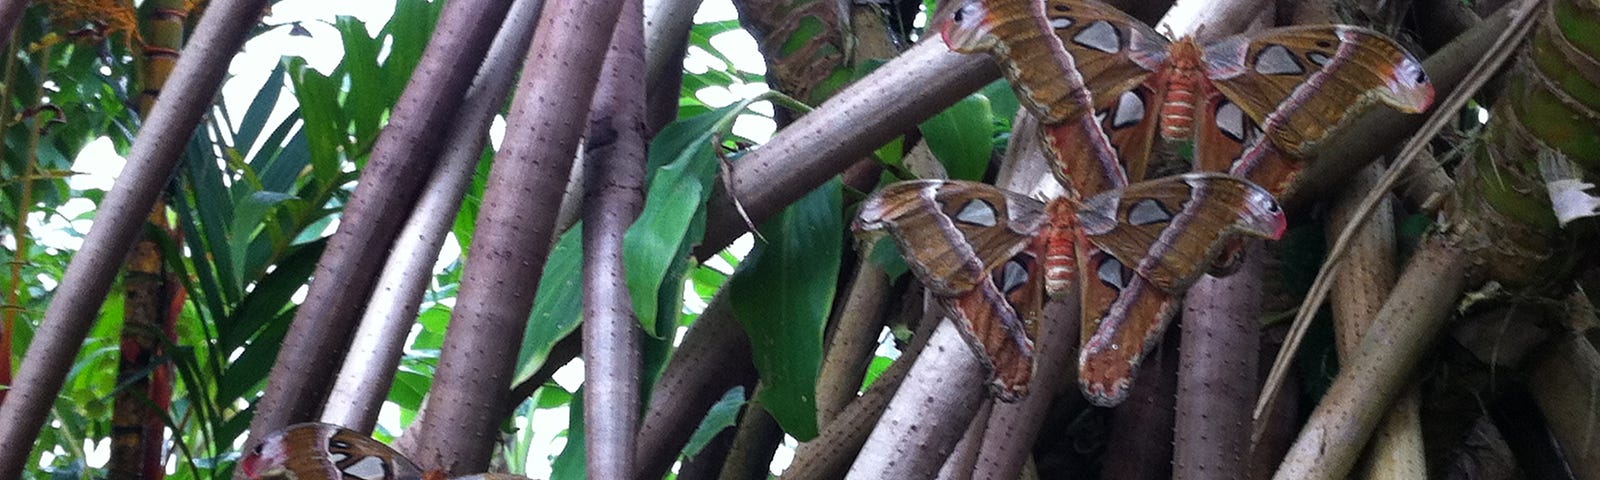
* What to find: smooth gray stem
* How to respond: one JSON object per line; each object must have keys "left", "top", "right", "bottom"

{"left": 816, "top": 257, "right": 891, "bottom": 425}
{"left": 0, "top": 0, "right": 266, "bottom": 474}
{"left": 847, "top": 320, "right": 988, "bottom": 479}
{"left": 1527, "top": 333, "right": 1600, "bottom": 480}
{"left": 693, "top": 39, "right": 999, "bottom": 260}
{"left": 1100, "top": 333, "right": 1179, "bottom": 480}
{"left": 582, "top": 0, "right": 648, "bottom": 476}
{"left": 248, "top": 0, "right": 516, "bottom": 446}
{"left": 642, "top": 0, "right": 704, "bottom": 132}
{"left": 319, "top": 0, "right": 545, "bottom": 433}
{"left": 936, "top": 400, "right": 992, "bottom": 480}
{"left": 972, "top": 296, "right": 1080, "bottom": 480}
{"left": 1174, "top": 244, "right": 1265, "bottom": 480}
{"left": 406, "top": 0, "right": 624, "bottom": 471}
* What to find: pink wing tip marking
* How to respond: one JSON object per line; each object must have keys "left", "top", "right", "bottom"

{"left": 1271, "top": 212, "right": 1288, "bottom": 239}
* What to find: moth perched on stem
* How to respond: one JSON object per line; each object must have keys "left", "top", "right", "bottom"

{"left": 854, "top": 173, "right": 1286, "bottom": 402}
{"left": 857, "top": 0, "right": 1433, "bottom": 406}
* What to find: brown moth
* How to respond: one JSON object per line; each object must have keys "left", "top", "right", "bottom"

{"left": 855, "top": 173, "right": 1285, "bottom": 402}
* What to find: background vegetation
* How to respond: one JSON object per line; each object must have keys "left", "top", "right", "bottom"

{"left": 0, "top": 0, "right": 1596, "bottom": 478}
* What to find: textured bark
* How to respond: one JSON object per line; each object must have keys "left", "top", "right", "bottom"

{"left": 0, "top": 0, "right": 25, "bottom": 55}
{"left": 718, "top": 398, "right": 786, "bottom": 480}
{"left": 936, "top": 400, "right": 992, "bottom": 480}
{"left": 816, "top": 255, "right": 891, "bottom": 425}
{"left": 581, "top": 0, "right": 647, "bottom": 477}
{"left": 0, "top": 0, "right": 265, "bottom": 474}
{"left": 634, "top": 291, "right": 758, "bottom": 480}
{"left": 846, "top": 320, "right": 988, "bottom": 479}
{"left": 1327, "top": 164, "right": 1426, "bottom": 479}
{"left": 692, "top": 39, "right": 998, "bottom": 261}
{"left": 248, "top": 0, "right": 516, "bottom": 445}
{"left": 731, "top": 0, "right": 850, "bottom": 105}
{"left": 406, "top": 0, "right": 624, "bottom": 472}
{"left": 643, "top": 0, "right": 705, "bottom": 133}
{"left": 783, "top": 301, "right": 932, "bottom": 480}
{"left": 1174, "top": 246, "right": 1265, "bottom": 480}
{"left": 1101, "top": 332, "right": 1179, "bottom": 480}
{"left": 972, "top": 296, "right": 1080, "bottom": 480}
{"left": 1272, "top": 238, "right": 1471, "bottom": 479}
{"left": 1527, "top": 334, "right": 1600, "bottom": 480}
{"left": 320, "top": 0, "right": 544, "bottom": 432}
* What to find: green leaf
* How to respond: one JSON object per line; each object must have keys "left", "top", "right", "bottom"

{"left": 980, "top": 79, "right": 1021, "bottom": 127}
{"left": 729, "top": 179, "right": 843, "bottom": 440}
{"left": 228, "top": 191, "right": 298, "bottom": 283}
{"left": 682, "top": 386, "right": 747, "bottom": 459}
{"left": 287, "top": 57, "right": 346, "bottom": 186}
{"left": 624, "top": 105, "right": 741, "bottom": 333}
{"left": 234, "top": 61, "right": 288, "bottom": 157}
{"left": 862, "top": 356, "right": 894, "bottom": 390}
{"left": 336, "top": 16, "right": 386, "bottom": 144}
{"left": 919, "top": 93, "right": 995, "bottom": 181}
{"left": 513, "top": 227, "right": 585, "bottom": 385}
{"left": 549, "top": 390, "right": 586, "bottom": 480}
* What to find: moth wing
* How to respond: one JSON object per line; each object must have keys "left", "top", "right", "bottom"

{"left": 1044, "top": 0, "right": 1170, "bottom": 108}
{"left": 1076, "top": 173, "right": 1286, "bottom": 292}
{"left": 942, "top": 242, "right": 1047, "bottom": 401}
{"left": 854, "top": 180, "right": 1047, "bottom": 296}
{"left": 1202, "top": 25, "right": 1433, "bottom": 159}
{"left": 1076, "top": 248, "right": 1180, "bottom": 406}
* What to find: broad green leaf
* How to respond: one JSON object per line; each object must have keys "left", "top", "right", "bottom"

{"left": 336, "top": 16, "right": 386, "bottom": 144}
{"left": 513, "top": 228, "right": 584, "bottom": 385}
{"left": 287, "top": 57, "right": 346, "bottom": 186}
{"left": 624, "top": 105, "right": 740, "bottom": 333}
{"left": 920, "top": 94, "right": 995, "bottom": 181}
{"left": 683, "top": 386, "right": 747, "bottom": 459}
{"left": 228, "top": 190, "right": 298, "bottom": 284}
{"left": 980, "top": 79, "right": 1021, "bottom": 127}
{"left": 729, "top": 179, "right": 843, "bottom": 440}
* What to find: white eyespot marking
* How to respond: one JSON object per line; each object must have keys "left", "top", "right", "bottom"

{"left": 954, "top": 199, "right": 998, "bottom": 227}
{"left": 1254, "top": 45, "right": 1303, "bottom": 75}
{"left": 327, "top": 452, "right": 350, "bottom": 463}
{"left": 1049, "top": 17, "right": 1073, "bottom": 29}
{"left": 1112, "top": 91, "right": 1144, "bottom": 129}
{"left": 1074, "top": 21, "right": 1121, "bottom": 54}
{"left": 1097, "top": 256, "right": 1127, "bottom": 289}
{"left": 341, "top": 456, "right": 389, "bottom": 480}
{"left": 1214, "top": 101, "right": 1246, "bottom": 141}
{"left": 1307, "top": 51, "right": 1332, "bottom": 67}
{"left": 1127, "top": 199, "right": 1172, "bottom": 226}
{"left": 1000, "top": 259, "right": 1029, "bottom": 293}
